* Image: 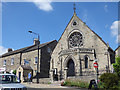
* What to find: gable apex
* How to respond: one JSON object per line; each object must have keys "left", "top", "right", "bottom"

{"left": 57, "top": 13, "right": 112, "bottom": 50}
{"left": 57, "top": 13, "right": 81, "bottom": 43}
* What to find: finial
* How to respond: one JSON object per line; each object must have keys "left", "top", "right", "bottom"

{"left": 107, "top": 42, "right": 109, "bottom": 47}
{"left": 73, "top": 2, "right": 76, "bottom": 14}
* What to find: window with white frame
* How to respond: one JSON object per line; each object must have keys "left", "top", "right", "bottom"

{"left": 3, "top": 60, "right": 6, "bottom": 66}
{"left": 11, "top": 58, "right": 14, "bottom": 65}
{"left": 35, "top": 57, "right": 38, "bottom": 64}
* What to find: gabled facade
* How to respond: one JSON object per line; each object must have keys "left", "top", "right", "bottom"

{"left": 50, "top": 12, "right": 115, "bottom": 81}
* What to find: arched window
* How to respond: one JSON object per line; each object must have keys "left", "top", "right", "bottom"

{"left": 85, "top": 56, "right": 88, "bottom": 68}
{"left": 68, "top": 32, "right": 83, "bottom": 48}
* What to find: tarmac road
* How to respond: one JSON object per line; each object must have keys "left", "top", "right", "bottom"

{"left": 27, "top": 88, "right": 87, "bottom": 90}
{"left": 22, "top": 83, "right": 87, "bottom": 90}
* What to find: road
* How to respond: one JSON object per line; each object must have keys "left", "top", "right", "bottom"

{"left": 22, "top": 82, "right": 87, "bottom": 90}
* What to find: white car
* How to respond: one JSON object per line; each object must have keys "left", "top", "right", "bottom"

{"left": 0, "top": 73, "right": 27, "bottom": 90}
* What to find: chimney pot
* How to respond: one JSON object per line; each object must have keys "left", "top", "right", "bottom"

{"left": 8, "top": 48, "right": 13, "bottom": 52}
{"left": 34, "top": 38, "right": 40, "bottom": 45}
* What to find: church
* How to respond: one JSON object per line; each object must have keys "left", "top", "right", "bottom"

{"left": 49, "top": 5, "right": 115, "bottom": 81}
{"left": 0, "top": 4, "right": 116, "bottom": 83}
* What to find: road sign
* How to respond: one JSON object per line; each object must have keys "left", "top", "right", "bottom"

{"left": 0, "top": 68, "right": 6, "bottom": 72}
{"left": 94, "top": 62, "right": 98, "bottom": 68}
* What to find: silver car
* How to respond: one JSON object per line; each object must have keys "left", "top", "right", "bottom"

{"left": 0, "top": 73, "right": 27, "bottom": 90}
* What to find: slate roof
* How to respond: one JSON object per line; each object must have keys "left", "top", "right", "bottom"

{"left": 0, "top": 40, "right": 57, "bottom": 58}
{"left": 21, "top": 65, "right": 33, "bottom": 70}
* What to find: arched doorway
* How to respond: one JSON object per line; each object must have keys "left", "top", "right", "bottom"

{"left": 67, "top": 59, "right": 75, "bottom": 77}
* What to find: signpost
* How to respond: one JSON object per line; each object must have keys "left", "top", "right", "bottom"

{"left": 94, "top": 62, "right": 98, "bottom": 68}
{"left": 0, "top": 68, "right": 6, "bottom": 73}
{"left": 88, "top": 60, "right": 99, "bottom": 89}
{"left": 93, "top": 60, "right": 98, "bottom": 84}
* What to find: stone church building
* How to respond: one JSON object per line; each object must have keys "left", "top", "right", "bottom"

{"left": 0, "top": 5, "right": 116, "bottom": 83}
{"left": 50, "top": 10, "right": 115, "bottom": 81}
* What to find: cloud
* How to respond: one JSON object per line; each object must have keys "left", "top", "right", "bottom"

{"left": 116, "top": 34, "right": 120, "bottom": 44}
{"left": 104, "top": 4, "right": 108, "bottom": 13}
{"left": 0, "top": 46, "right": 7, "bottom": 55}
{"left": 110, "top": 21, "right": 119, "bottom": 36}
{"left": 27, "top": 0, "right": 53, "bottom": 11}
{"left": 110, "top": 21, "right": 120, "bottom": 43}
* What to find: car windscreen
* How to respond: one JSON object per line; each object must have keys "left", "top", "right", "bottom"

{"left": 0, "top": 75, "right": 20, "bottom": 84}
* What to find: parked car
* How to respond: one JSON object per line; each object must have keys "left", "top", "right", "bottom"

{"left": 0, "top": 73, "right": 27, "bottom": 90}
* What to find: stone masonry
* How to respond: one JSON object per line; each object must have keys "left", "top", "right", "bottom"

{"left": 50, "top": 12, "right": 115, "bottom": 82}
{"left": 0, "top": 40, "right": 57, "bottom": 82}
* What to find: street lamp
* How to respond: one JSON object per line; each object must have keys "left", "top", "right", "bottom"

{"left": 28, "top": 30, "right": 40, "bottom": 84}
{"left": 28, "top": 31, "right": 39, "bottom": 40}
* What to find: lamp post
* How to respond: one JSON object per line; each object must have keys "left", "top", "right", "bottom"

{"left": 28, "top": 30, "right": 40, "bottom": 84}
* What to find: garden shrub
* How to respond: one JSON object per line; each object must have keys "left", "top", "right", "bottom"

{"left": 99, "top": 73, "right": 119, "bottom": 89}
{"left": 13, "top": 70, "right": 16, "bottom": 75}
{"left": 113, "top": 56, "right": 120, "bottom": 78}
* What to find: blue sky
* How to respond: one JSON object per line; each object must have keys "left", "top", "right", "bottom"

{"left": 0, "top": 1, "right": 119, "bottom": 55}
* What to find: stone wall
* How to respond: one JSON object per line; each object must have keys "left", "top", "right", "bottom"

{"left": 40, "top": 41, "right": 57, "bottom": 78}
{"left": 115, "top": 47, "right": 120, "bottom": 56}
{"left": 0, "top": 53, "right": 20, "bottom": 73}
{"left": 32, "top": 78, "right": 51, "bottom": 84}
{"left": 22, "top": 49, "right": 40, "bottom": 77}
{"left": 0, "top": 40, "right": 57, "bottom": 83}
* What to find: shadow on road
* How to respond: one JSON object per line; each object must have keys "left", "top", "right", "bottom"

{"left": 27, "top": 88, "right": 88, "bottom": 90}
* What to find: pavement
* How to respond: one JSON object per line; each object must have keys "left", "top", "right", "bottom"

{"left": 22, "top": 81, "right": 68, "bottom": 88}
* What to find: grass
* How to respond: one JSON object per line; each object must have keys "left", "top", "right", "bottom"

{"left": 61, "top": 79, "right": 89, "bottom": 88}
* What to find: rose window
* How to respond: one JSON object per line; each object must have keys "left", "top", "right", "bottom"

{"left": 69, "top": 32, "right": 83, "bottom": 48}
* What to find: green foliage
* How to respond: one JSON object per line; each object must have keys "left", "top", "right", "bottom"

{"left": 47, "top": 82, "right": 51, "bottom": 84}
{"left": 99, "top": 73, "right": 119, "bottom": 89}
{"left": 97, "top": 80, "right": 105, "bottom": 88}
{"left": 113, "top": 56, "right": 120, "bottom": 77}
{"left": 61, "top": 79, "right": 89, "bottom": 88}
{"left": 13, "top": 70, "right": 16, "bottom": 75}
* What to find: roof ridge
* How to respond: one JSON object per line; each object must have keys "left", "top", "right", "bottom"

{"left": 0, "top": 40, "right": 57, "bottom": 58}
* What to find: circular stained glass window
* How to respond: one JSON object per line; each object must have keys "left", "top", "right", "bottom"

{"left": 69, "top": 32, "right": 83, "bottom": 48}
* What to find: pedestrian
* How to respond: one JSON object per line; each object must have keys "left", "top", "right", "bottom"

{"left": 28, "top": 72, "right": 32, "bottom": 84}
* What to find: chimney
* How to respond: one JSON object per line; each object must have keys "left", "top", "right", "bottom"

{"left": 8, "top": 48, "right": 13, "bottom": 52}
{"left": 34, "top": 38, "right": 40, "bottom": 45}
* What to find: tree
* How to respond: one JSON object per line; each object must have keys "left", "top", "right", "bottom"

{"left": 113, "top": 56, "right": 120, "bottom": 77}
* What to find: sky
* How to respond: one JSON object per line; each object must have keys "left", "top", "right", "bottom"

{"left": 0, "top": 1, "right": 119, "bottom": 55}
